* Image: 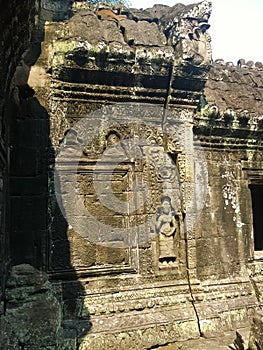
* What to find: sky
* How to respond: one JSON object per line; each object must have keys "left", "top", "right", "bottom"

{"left": 129, "top": 0, "right": 263, "bottom": 64}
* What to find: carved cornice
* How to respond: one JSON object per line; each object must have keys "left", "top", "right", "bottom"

{"left": 214, "top": 58, "right": 263, "bottom": 71}
{"left": 194, "top": 107, "right": 263, "bottom": 145}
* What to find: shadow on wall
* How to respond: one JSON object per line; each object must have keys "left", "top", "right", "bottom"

{"left": 3, "top": 81, "right": 91, "bottom": 349}
{"left": 0, "top": 3, "right": 91, "bottom": 349}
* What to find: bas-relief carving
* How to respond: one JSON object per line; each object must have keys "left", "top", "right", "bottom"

{"left": 52, "top": 111, "right": 195, "bottom": 276}
{"left": 180, "top": 20, "right": 211, "bottom": 65}
{"left": 156, "top": 196, "right": 179, "bottom": 266}
{"left": 104, "top": 130, "right": 126, "bottom": 156}
{"left": 79, "top": 312, "right": 200, "bottom": 350}
{"left": 49, "top": 158, "right": 136, "bottom": 274}
{"left": 52, "top": 124, "right": 187, "bottom": 275}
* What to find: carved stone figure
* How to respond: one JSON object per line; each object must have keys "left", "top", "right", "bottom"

{"left": 104, "top": 130, "right": 126, "bottom": 158}
{"left": 156, "top": 196, "right": 179, "bottom": 264}
{"left": 106, "top": 130, "right": 121, "bottom": 147}
{"left": 161, "top": 0, "right": 212, "bottom": 65}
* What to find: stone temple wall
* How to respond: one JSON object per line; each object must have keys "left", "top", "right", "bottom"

{"left": 0, "top": 0, "right": 263, "bottom": 349}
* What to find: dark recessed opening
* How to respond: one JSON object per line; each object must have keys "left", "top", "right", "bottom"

{"left": 250, "top": 184, "right": 263, "bottom": 251}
